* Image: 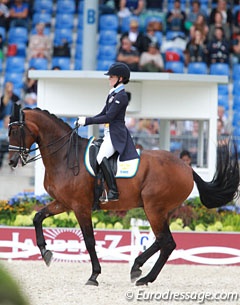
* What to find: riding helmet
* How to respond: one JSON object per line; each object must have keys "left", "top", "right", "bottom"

{"left": 104, "top": 62, "right": 130, "bottom": 84}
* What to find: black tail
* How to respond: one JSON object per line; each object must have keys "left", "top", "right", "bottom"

{"left": 193, "top": 140, "right": 240, "bottom": 209}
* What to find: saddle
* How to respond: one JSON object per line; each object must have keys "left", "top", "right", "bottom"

{"left": 84, "top": 137, "right": 140, "bottom": 210}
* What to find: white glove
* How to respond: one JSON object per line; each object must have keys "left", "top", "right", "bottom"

{"left": 77, "top": 116, "right": 86, "bottom": 126}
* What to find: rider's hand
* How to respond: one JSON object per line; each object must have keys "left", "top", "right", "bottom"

{"left": 77, "top": 116, "right": 86, "bottom": 126}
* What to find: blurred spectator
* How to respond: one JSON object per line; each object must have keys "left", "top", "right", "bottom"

{"left": 218, "top": 105, "right": 230, "bottom": 133}
{"left": 232, "top": 31, "right": 240, "bottom": 64}
{"left": 139, "top": 42, "right": 164, "bottom": 72}
{"left": 0, "top": 34, "right": 4, "bottom": 60}
{"left": 0, "top": 82, "right": 20, "bottom": 120}
{"left": 180, "top": 150, "right": 192, "bottom": 166}
{"left": 52, "top": 65, "right": 61, "bottom": 70}
{"left": 209, "top": 0, "right": 233, "bottom": 25}
{"left": 117, "top": 0, "right": 144, "bottom": 18}
{"left": 217, "top": 117, "right": 225, "bottom": 136}
{"left": 208, "top": 10, "right": 231, "bottom": 42}
{"left": 189, "top": 14, "right": 209, "bottom": 42}
{"left": 53, "top": 39, "right": 70, "bottom": 57}
{"left": 9, "top": 0, "right": 29, "bottom": 28}
{"left": 134, "top": 119, "right": 156, "bottom": 149}
{"left": 99, "top": 0, "right": 116, "bottom": 15}
{"left": 117, "top": 36, "right": 140, "bottom": 71}
{"left": 207, "top": 26, "right": 230, "bottom": 64}
{"left": 28, "top": 23, "right": 52, "bottom": 60}
{"left": 184, "top": 29, "right": 207, "bottom": 65}
{"left": 23, "top": 67, "right": 38, "bottom": 95}
{"left": 135, "top": 21, "right": 160, "bottom": 54}
{"left": 0, "top": 0, "right": 9, "bottom": 30}
{"left": 23, "top": 92, "right": 37, "bottom": 108}
{"left": 166, "top": 0, "right": 186, "bottom": 32}
{"left": 145, "top": 0, "right": 163, "bottom": 12}
{"left": 185, "top": 0, "right": 207, "bottom": 34}
{"left": 120, "top": 19, "right": 145, "bottom": 51}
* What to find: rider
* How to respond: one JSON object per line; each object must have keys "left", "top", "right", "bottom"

{"left": 77, "top": 62, "right": 139, "bottom": 202}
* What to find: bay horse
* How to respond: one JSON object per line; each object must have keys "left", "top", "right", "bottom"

{"left": 8, "top": 106, "right": 239, "bottom": 286}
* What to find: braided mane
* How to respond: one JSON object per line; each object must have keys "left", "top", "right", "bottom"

{"left": 24, "top": 107, "right": 73, "bottom": 131}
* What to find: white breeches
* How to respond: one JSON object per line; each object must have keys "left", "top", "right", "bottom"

{"left": 97, "top": 131, "right": 116, "bottom": 164}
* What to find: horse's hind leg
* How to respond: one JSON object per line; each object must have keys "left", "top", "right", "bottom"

{"left": 33, "top": 200, "right": 67, "bottom": 266}
{"left": 131, "top": 220, "right": 176, "bottom": 286}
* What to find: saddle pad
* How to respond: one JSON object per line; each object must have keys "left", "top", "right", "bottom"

{"left": 84, "top": 137, "right": 140, "bottom": 178}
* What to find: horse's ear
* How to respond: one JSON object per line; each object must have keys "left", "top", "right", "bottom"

{"left": 10, "top": 102, "right": 22, "bottom": 123}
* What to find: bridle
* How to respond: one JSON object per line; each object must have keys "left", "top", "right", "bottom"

{"left": 8, "top": 114, "right": 80, "bottom": 169}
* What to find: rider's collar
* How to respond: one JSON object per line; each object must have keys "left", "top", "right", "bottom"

{"left": 109, "top": 84, "right": 124, "bottom": 95}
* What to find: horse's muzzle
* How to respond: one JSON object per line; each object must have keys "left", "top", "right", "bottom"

{"left": 9, "top": 153, "right": 20, "bottom": 169}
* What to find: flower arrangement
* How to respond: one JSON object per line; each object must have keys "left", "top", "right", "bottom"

{"left": 0, "top": 193, "right": 240, "bottom": 231}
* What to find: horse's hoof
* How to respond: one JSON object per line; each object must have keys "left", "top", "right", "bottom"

{"left": 130, "top": 269, "right": 142, "bottom": 282}
{"left": 136, "top": 277, "right": 148, "bottom": 286}
{"left": 85, "top": 279, "right": 99, "bottom": 286}
{"left": 43, "top": 250, "right": 53, "bottom": 267}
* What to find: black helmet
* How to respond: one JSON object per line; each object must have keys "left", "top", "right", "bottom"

{"left": 104, "top": 62, "right": 130, "bottom": 84}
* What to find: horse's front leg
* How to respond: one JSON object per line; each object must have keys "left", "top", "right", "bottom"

{"left": 33, "top": 200, "right": 67, "bottom": 266}
{"left": 78, "top": 216, "right": 101, "bottom": 286}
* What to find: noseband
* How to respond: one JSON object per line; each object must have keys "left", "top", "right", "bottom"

{"left": 8, "top": 120, "right": 38, "bottom": 165}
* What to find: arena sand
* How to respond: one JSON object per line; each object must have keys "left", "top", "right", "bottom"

{"left": 1, "top": 261, "right": 239, "bottom": 305}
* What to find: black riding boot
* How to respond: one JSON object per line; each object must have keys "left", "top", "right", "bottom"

{"left": 99, "top": 157, "right": 119, "bottom": 202}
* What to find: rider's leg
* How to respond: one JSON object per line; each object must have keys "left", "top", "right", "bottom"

{"left": 97, "top": 133, "right": 119, "bottom": 202}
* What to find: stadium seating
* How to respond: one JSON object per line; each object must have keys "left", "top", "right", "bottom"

{"left": 99, "top": 14, "right": 119, "bottom": 31}
{"left": 29, "top": 58, "right": 49, "bottom": 70}
{"left": 54, "top": 28, "right": 73, "bottom": 46}
{"left": 209, "top": 63, "right": 230, "bottom": 76}
{"left": 33, "top": 0, "right": 53, "bottom": 14}
{"left": 55, "top": 14, "right": 75, "bottom": 29}
{"left": 187, "top": 62, "right": 208, "bottom": 74}
{"left": 52, "top": 57, "right": 71, "bottom": 70}
{"left": 8, "top": 27, "right": 28, "bottom": 44}
{"left": 32, "top": 12, "right": 52, "bottom": 27}
{"left": 99, "top": 30, "right": 118, "bottom": 46}
{"left": 5, "top": 56, "right": 25, "bottom": 73}
{"left": 97, "top": 45, "right": 117, "bottom": 61}
{"left": 56, "top": 0, "right": 76, "bottom": 14}
{"left": 165, "top": 61, "right": 184, "bottom": 73}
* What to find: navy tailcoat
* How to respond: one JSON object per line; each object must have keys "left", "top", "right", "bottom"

{"left": 85, "top": 87, "right": 139, "bottom": 161}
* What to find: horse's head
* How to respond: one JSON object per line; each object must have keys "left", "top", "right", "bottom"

{"left": 8, "top": 104, "right": 38, "bottom": 168}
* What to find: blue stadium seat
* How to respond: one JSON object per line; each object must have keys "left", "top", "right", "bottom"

{"left": 78, "top": 1, "right": 84, "bottom": 14}
{"left": 218, "top": 84, "right": 228, "bottom": 95}
{"left": 99, "top": 30, "right": 118, "bottom": 46}
{"left": 74, "top": 59, "right": 82, "bottom": 70}
{"left": 209, "top": 63, "right": 230, "bottom": 76}
{"left": 187, "top": 62, "right": 208, "bottom": 74}
{"left": 99, "top": 14, "right": 119, "bottom": 31}
{"left": 33, "top": 0, "right": 53, "bottom": 14}
{"left": 4, "top": 72, "right": 24, "bottom": 89}
{"left": 32, "top": 12, "right": 52, "bottom": 27}
{"left": 165, "top": 61, "right": 184, "bottom": 73}
{"left": 52, "top": 57, "right": 71, "bottom": 70}
{"left": 97, "top": 45, "right": 117, "bottom": 60}
{"left": 55, "top": 13, "right": 74, "bottom": 29}
{"left": 97, "top": 59, "right": 114, "bottom": 71}
{"left": 0, "top": 59, "right": 3, "bottom": 72}
{"left": 232, "top": 64, "right": 240, "bottom": 80}
{"left": 54, "top": 28, "right": 73, "bottom": 45}
{"left": 76, "top": 29, "right": 83, "bottom": 44}
{"left": 75, "top": 43, "right": 82, "bottom": 59}
{"left": 218, "top": 94, "right": 229, "bottom": 110}
{"left": 154, "top": 31, "right": 163, "bottom": 46}
{"left": 56, "top": 0, "right": 76, "bottom": 14}
{"left": 143, "top": 15, "right": 162, "bottom": 32}
{"left": 77, "top": 13, "right": 83, "bottom": 29}
{"left": 29, "top": 58, "right": 49, "bottom": 70}
{"left": 232, "top": 79, "right": 240, "bottom": 95}
{"left": 6, "top": 56, "right": 25, "bottom": 73}
{"left": 232, "top": 95, "right": 240, "bottom": 111}
{"left": 166, "top": 31, "right": 186, "bottom": 40}
{"left": 8, "top": 27, "right": 28, "bottom": 44}
{"left": 0, "top": 26, "right": 6, "bottom": 41}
